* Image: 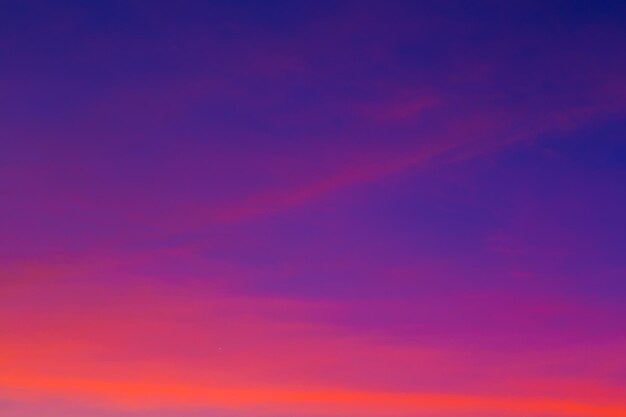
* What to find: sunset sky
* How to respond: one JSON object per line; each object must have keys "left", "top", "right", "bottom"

{"left": 1, "top": 1, "right": 626, "bottom": 416}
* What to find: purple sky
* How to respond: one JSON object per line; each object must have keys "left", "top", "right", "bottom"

{"left": 1, "top": 1, "right": 626, "bottom": 416}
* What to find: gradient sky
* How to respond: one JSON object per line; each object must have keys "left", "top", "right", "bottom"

{"left": 1, "top": 1, "right": 626, "bottom": 417}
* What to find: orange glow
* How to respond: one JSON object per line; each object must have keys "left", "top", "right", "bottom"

{"left": 1, "top": 373, "right": 625, "bottom": 417}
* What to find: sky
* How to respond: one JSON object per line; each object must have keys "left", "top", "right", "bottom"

{"left": 1, "top": 1, "right": 626, "bottom": 416}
